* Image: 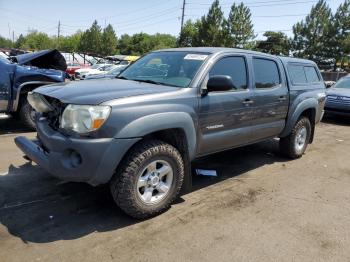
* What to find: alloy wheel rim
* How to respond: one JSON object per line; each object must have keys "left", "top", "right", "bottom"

{"left": 295, "top": 126, "right": 307, "bottom": 152}
{"left": 136, "top": 160, "right": 173, "bottom": 205}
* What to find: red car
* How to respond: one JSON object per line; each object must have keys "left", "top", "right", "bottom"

{"left": 66, "top": 62, "right": 90, "bottom": 79}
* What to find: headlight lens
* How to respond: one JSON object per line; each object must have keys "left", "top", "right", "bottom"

{"left": 27, "top": 92, "right": 53, "bottom": 113}
{"left": 60, "top": 105, "right": 111, "bottom": 134}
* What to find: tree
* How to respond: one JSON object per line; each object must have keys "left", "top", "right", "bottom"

{"left": 100, "top": 24, "right": 117, "bottom": 56}
{"left": 14, "top": 34, "right": 25, "bottom": 49}
{"left": 333, "top": 0, "right": 350, "bottom": 68}
{"left": 117, "top": 34, "right": 132, "bottom": 54}
{"left": 256, "top": 31, "right": 291, "bottom": 55}
{"left": 0, "top": 36, "right": 13, "bottom": 48}
{"left": 178, "top": 20, "right": 200, "bottom": 47}
{"left": 59, "top": 31, "right": 82, "bottom": 52}
{"left": 197, "top": 0, "right": 225, "bottom": 46}
{"left": 21, "top": 31, "right": 54, "bottom": 50}
{"left": 292, "top": 0, "right": 334, "bottom": 69}
{"left": 117, "top": 33, "right": 176, "bottom": 55}
{"left": 223, "top": 3, "right": 255, "bottom": 48}
{"left": 78, "top": 20, "right": 102, "bottom": 54}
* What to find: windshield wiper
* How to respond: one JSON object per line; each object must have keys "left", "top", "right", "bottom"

{"left": 115, "top": 76, "right": 129, "bottom": 80}
{"left": 130, "top": 79, "right": 163, "bottom": 85}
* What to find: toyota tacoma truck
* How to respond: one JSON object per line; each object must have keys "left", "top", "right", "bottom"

{"left": 0, "top": 49, "right": 66, "bottom": 129}
{"left": 15, "top": 48, "right": 326, "bottom": 218}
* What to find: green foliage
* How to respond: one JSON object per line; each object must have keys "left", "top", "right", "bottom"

{"left": 256, "top": 31, "right": 291, "bottom": 55}
{"left": 197, "top": 0, "right": 225, "bottom": 46}
{"left": 22, "top": 31, "right": 54, "bottom": 50}
{"left": 14, "top": 34, "right": 25, "bottom": 49}
{"left": 100, "top": 24, "right": 117, "bottom": 56}
{"left": 292, "top": 0, "right": 334, "bottom": 69}
{"left": 223, "top": 3, "right": 255, "bottom": 48}
{"left": 78, "top": 20, "right": 102, "bottom": 54}
{"left": 0, "top": 36, "right": 13, "bottom": 48}
{"left": 333, "top": 0, "right": 350, "bottom": 65}
{"left": 58, "top": 31, "right": 82, "bottom": 52}
{"left": 117, "top": 33, "right": 176, "bottom": 55}
{"left": 178, "top": 20, "right": 200, "bottom": 47}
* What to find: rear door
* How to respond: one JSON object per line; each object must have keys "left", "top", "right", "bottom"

{"left": 197, "top": 54, "right": 256, "bottom": 155}
{"left": 249, "top": 56, "right": 289, "bottom": 141}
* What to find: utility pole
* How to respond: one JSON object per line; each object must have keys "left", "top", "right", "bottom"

{"left": 180, "top": 0, "right": 186, "bottom": 34}
{"left": 57, "top": 20, "right": 61, "bottom": 47}
{"left": 12, "top": 30, "right": 14, "bottom": 43}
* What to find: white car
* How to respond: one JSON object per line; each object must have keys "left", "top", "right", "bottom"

{"left": 83, "top": 65, "right": 126, "bottom": 78}
{"left": 75, "top": 64, "right": 113, "bottom": 79}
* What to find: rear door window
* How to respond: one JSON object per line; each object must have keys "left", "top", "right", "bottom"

{"left": 253, "top": 58, "right": 281, "bottom": 89}
{"left": 288, "top": 65, "right": 307, "bottom": 84}
{"left": 304, "top": 66, "right": 320, "bottom": 83}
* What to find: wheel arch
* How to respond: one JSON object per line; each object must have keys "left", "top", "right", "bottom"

{"left": 116, "top": 112, "right": 197, "bottom": 160}
{"left": 280, "top": 98, "right": 318, "bottom": 141}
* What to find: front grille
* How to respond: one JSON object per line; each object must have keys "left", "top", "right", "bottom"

{"left": 42, "top": 96, "right": 66, "bottom": 130}
{"left": 326, "top": 96, "right": 350, "bottom": 106}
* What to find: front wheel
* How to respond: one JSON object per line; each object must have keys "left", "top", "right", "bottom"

{"left": 110, "top": 140, "right": 184, "bottom": 219}
{"left": 19, "top": 100, "right": 36, "bottom": 131}
{"left": 280, "top": 117, "right": 311, "bottom": 159}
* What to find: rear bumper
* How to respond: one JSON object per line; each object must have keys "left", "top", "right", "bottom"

{"left": 15, "top": 119, "right": 140, "bottom": 186}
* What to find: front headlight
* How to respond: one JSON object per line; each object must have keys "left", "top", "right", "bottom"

{"left": 60, "top": 105, "right": 111, "bottom": 134}
{"left": 27, "top": 92, "right": 53, "bottom": 113}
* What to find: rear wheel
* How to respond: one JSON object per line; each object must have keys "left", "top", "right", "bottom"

{"left": 110, "top": 140, "right": 184, "bottom": 219}
{"left": 19, "top": 100, "right": 36, "bottom": 131}
{"left": 280, "top": 117, "right": 311, "bottom": 159}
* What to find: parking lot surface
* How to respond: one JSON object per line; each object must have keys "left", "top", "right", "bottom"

{"left": 1, "top": 115, "right": 350, "bottom": 262}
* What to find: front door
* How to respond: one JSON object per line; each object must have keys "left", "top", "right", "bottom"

{"left": 197, "top": 55, "right": 255, "bottom": 156}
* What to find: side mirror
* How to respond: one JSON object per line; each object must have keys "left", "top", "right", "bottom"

{"left": 324, "top": 81, "right": 335, "bottom": 89}
{"left": 206, "top": 75, "right": 235, "bottom": 93}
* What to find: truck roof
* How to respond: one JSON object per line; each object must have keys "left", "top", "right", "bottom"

{"left": 156, "top": 47, "right": 316, "bottom": 66}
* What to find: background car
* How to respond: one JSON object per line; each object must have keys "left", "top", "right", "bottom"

{"left": 66, "top": 62, "right": 90, "bottom": 79}
{"left": 84, "top": 65, "right": 128, "bottom": 80}
{"left": 74, "top": 63, "right": 113, "bottom": 79}
{"left": 325, "top": 75, "right": 350, "bottom": 116}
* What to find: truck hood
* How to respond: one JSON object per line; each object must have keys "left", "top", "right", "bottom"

{"left": 34, "top": 79, "right": 180, "bottom": 104}
{"left": 12, "top": 49, "right": 67, "bottom": 71}
{"left": 327, "top": 88, "right": 350, "bottom": 97}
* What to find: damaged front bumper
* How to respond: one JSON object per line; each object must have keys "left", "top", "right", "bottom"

{"left": 15, "top": 118, "right": 140, "bottom": 186}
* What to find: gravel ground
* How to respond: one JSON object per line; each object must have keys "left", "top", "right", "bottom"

{"left": 0, "top": 114, "right": 350, "bottom": 262}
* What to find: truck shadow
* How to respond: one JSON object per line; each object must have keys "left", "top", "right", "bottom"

{"left": 0, "top": 139, "right": 288, "bottom": 244}
{"left": 0, "top": 114, "right": 33, "bottom": 135}
{"left": 322, "top": 114, "right": 350, "bottom": 126}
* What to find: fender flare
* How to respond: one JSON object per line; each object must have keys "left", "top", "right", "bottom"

{"left": 280, "top": 98, "right": 317, "bottom": 137}
{"left": 116, "top": 112, "right": 197, "bottom": 159}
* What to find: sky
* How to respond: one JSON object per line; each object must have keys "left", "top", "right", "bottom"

{"left": 0, "top": 0, "right": 345, "bottom": 41}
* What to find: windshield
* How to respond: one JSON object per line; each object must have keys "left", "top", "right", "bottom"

{"left": 334, "top": 77, "right": 350, "bottom": 89}
{"left": 119, "top": 51, "right": 209, "bottom": 88}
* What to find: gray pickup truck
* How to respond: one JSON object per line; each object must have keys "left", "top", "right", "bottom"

{"left": 15, "top": 48, "right": 326, "bottom": 218}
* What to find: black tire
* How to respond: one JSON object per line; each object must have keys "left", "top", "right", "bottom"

{"left": 110, "top": 140, "right": 184, "bottom": 219}
{"left": 19, "top": 100, "right": 36, "bottom": 131}
{"left": 280, "top": 117, "right": 312, "bottom": 159}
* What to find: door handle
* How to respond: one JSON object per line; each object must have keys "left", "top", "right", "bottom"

{"left": 278, "top": 96, "right": 287, "bottom": 102}
{"left": 242, "top": 99, "right": 254, "bottom": 105}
